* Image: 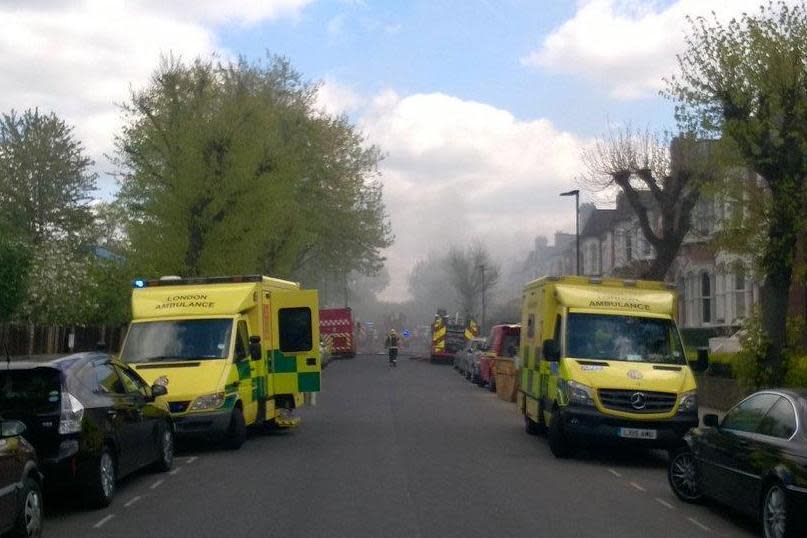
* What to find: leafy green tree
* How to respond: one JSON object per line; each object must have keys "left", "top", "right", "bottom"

{"left": 0, "top": 234, "right": 30, "bottom": 322}
{"left": 116, "top": 55, "right": 391, "bottom": 280}
{"left": 665, "top": 1, "right": 807, "bottom": 382}
{"left": 0, "top": 109, "right": 96, "bottom": 244}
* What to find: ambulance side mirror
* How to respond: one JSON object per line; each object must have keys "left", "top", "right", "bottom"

{"left": 249, "top": 335, "right": 262, "bottom": 361}
{"left": 542, "top": 339, "right": 560, "bottom": 362}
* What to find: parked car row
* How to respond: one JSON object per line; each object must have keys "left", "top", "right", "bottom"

{"left": 0, "top": 352, "right": 175, "bottom": 536}
{"left": 454, "top": 324, "right": 522, "bottom": 393}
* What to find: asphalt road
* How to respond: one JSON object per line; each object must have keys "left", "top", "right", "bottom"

{"left": 46, "top": 354, "right": 757, "bottom": 538}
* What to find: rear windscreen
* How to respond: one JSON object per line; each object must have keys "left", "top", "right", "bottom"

{"left": 0, "top": 369, "right": 61, "bottom": 414}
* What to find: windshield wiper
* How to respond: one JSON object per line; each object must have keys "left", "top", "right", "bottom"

{"left": 138, "top": 355, "right": 189, "bottom": 363}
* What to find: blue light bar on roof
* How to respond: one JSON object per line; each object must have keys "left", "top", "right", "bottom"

{"left": 133, "top": 279, "right": 147, "bottom": 289}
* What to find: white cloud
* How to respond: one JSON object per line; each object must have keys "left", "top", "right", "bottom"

{"left": 0, "top": 0, "right": 311, "bottom": 193}
{"left": 523, "top": 0, "right": 779, "bottom": 100}
{"left": 357, "top": 92, "right": 587, "bottom": 301}
{"left": 316, "top": 80, "right": 363, "bottom": 116}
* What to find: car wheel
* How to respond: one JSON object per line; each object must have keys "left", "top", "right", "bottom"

{"left": 11, "top": 477, "right": 43, "bottom": 538}
{"left": 153, "top": 424, "right": 174, "bottom": 472}
{"left": 667, "top": 448, "right": 702, "bottom": 503}
{"left": 225, "top": 407, "right": 247, "bottom": 450}
{"left": 86, "top": 448, "right": 116, "bottom": 508}
{"left": 762, "top": 482, "right": 794, "bottom": 538}
{"left": 547, "top": 410, "right": 573, "bottom": 458}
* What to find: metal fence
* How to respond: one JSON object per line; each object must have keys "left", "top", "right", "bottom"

{"left": 0, "top": 323, "right": 126, "bottom": 356}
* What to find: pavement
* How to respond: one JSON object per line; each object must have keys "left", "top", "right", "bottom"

{"left": 46, "top": 354, "right": 755, "bottom": 538}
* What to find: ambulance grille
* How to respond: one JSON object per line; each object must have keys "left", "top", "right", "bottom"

{"left": 597, "top": 389, "right": 677, "bottom": 414}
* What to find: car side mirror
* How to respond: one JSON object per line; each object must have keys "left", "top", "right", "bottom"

{"left": 703, "top": 413, "right": 719, "bottom": 428}
{"left": 150, "top": 383, "right": 168, "bottom": 399}
{"left": 0, "top": 420, "right": 26, "bottom": 438}
{"left": 542, "top": 339, "right": 560, "bottom": 362}
{"left": 249, "top": 335, "right": 262, "bottom": 361}
{"left": 689, "top": 348, "right": 709, "bottom": 373}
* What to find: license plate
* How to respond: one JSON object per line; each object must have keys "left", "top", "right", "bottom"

{"left": 618, "top": 428, "right": 657, "bottom": 440}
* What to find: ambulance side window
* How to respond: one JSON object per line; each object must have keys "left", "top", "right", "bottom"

{"left": 527, "top": 314, "right": 535, "bottom": 339}
{"left": 279, "top": 307, "right": 313, "bottom": 352}
{"left": 235, "top": 321, "right": 249, "bottom": 360}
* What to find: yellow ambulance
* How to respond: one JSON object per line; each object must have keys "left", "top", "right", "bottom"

{"left": 517, "top": 276, "right": 706, "bottom": 458}
{"left": 119, "top": 275, "right": 320, "bottom": 449}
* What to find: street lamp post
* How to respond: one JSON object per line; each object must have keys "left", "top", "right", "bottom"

{"left": 560, "top": 189, "right": 580, "bottom": 276}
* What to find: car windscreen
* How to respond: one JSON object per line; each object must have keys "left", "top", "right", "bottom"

{"left": 121, "top": 318, "right": 233, "bottom": 363}
{"left": 0, "top": 368, "right": 62, "bottom": 414}
{"left": 566, "top": 313, "right": 686, "bottom": 365}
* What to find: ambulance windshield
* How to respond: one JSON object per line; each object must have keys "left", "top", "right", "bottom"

{"left": 566, "top": 313, "right": 686, "bottom": 365}
{"left": 122, "top": 318, "right": 234, "bottom": 363}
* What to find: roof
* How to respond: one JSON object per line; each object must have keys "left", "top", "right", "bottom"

{"left": 581, "top": 209, "right": 618, "bottom": 238}
{"left": 1, "top": 352, "right": 112, "bottom": 372}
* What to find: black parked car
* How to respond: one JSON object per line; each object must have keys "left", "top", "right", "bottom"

{"left": 668, "top": 389, "right": 807, "bottom": 538}
{"left": 0, "top": 353, "right": 174, "bottom": 508}
{"left": 0, "top": 419, "right": 43, "bottom": 537}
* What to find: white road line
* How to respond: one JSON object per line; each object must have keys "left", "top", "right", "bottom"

{"left": 169, "top": 467, "right": 181, "bottom": 475}
{"left": 629, "top": 481, "right": 646, "bottom": 492}
{"left": 149, "top": 479, "right": 164, "bottom": 490}
{"left": 185, "top": 456, "right": 198, "bottom": 464}
{"left": 93, "top": 514, "right": 115, "bottom": 529}
{"left": 123, "top": 496, "right": 142, "bottom": 508}
{"left": 655, "top": 497, "right": 675, "bottom": 509}
{"left": 687, "top": 517, "right": 711, "bottom": 532}
{"left": 608, "top": 468, "right": 622, "bottom": 478}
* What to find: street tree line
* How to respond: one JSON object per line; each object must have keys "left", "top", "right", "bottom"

{"left": 0, "top": 54, "right": 392, "bottom": 352}
{"left": 583, "top": 1, "right": 807, "bottom": 385}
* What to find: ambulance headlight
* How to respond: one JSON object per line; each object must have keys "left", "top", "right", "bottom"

{"left": 678, "top": 391, "right": 698, "bottom": 414}
{"left": 190, "top": 392, "right": 225, "bottom": 411}
{"left": 564, "top": 380, "right": 595, "bottom": 408}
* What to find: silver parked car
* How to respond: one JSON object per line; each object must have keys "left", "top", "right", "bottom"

{"left": 455, "top": 338, "right": 486, "bottom": 380}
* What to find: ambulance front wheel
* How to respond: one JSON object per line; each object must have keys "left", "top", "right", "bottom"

{"left": 224, "top": 407, "right": 247, "bottom": 450}
{"left": 548, "top": 409, "right": 573, "bottom": 458}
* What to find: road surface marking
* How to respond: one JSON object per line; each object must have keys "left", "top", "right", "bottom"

{"left": 93, "top": 515, "right": 115, "bottom": 528}
{"left": 629, "top": 481, "right": 646, "bottom": 492}
{"left": 655, "top": 497, "right": 674, "bottom": 509}
{"left": 170, "top": 467, "right": 181, "bottom": 475}
{"left": 687, "top": 517, "right": 711, "bottom": 532}
{"left": 608, "top": 468, "right": 622, "bottom": 478}
{"left": 149, "top": 479, "right": 164, "bottom": 490}
{"left": 124, "top": 496, "right": 142, "bottom": 508}
{"left": 186, "top": 456, "right": 198, "bottom": 464}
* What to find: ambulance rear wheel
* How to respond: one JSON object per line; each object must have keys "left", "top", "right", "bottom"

{"left": 225, "top": 407, "right": 247, "bottom": 450}
{"left": 548, "top": 410, "right": 573, "bottom": 458}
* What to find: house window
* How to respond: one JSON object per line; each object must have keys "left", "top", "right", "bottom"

{"left": 735, "top": 267, "right": 747, "bottom": 320}
{"left": 701, "top": 272, "right": 712, "bottom": 324}
{"left": 715, "top": 270, "right": 725, "bottom": 324}
{"left": 625, "top": 233, "right": 633, "bottom": 263}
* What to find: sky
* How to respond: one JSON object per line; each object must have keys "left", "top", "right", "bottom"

{"left": 0, "top": 0, "right": 774, "bottom": 301}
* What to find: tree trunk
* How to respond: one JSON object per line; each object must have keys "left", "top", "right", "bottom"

{"left": 642, "top": 239, "right": 682, "bottom": 281}
{"left": 759, "top": 190, "right": 799, "bottom": 385}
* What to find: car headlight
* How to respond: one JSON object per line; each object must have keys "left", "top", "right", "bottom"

{"left": 189, "top": 392, "right": 225, "bottom": 411}
{"left": 678, "top": 391, "right": 698, "bottom": 414}
{"left": 563, "top": 380, "right": 595, "bottom": 408}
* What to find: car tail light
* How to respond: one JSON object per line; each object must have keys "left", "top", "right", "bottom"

{"left": 58, "top": 392, "right": 84, "bottom": 434}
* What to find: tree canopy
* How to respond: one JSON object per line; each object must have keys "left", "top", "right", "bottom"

{"left": 116, "top": 55, "right": 392, "bottom": 281}
{"left": 665, "top": 1, "right": 807, "bottom": 381}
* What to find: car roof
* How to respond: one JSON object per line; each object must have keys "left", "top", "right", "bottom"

{"left": 1, "top": 352, "right": 114, "bottom": 372}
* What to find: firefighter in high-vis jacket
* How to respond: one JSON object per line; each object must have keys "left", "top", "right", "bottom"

{"left": 385, "top": 329, "right": 400, "bottom": 365}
